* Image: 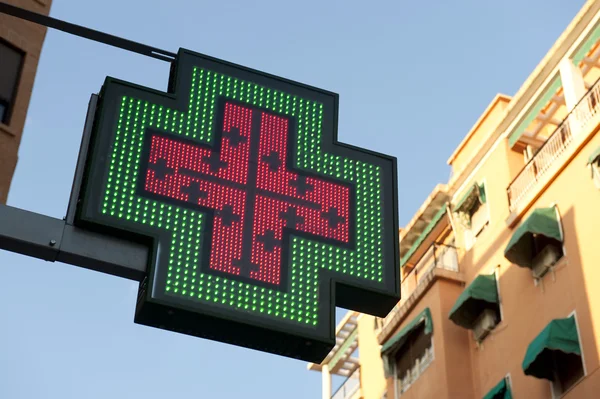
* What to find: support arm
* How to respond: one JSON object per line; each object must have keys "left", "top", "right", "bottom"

{"left": 0, "top": 204, "right": 148, "bottom": 281}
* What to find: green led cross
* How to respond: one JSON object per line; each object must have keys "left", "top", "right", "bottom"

{"left": 78, "top": 49, "right": 398, "bottom": 360}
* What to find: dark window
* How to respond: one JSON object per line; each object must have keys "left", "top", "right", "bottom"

{"left": 0, "top": 40, "right": 25, "bottom": 125}
{"left": 533, "top": 234, "right": 563, "bottom": 261}
{"left": 592, "top": 161, "right": 600, "bottom": 189}
{"left": 552, "top": 351, "right": 584, "bottom": 395}
{"left": 395, "top": 324, "right": 433, "bottom": 395}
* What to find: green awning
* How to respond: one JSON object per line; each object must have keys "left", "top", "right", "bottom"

{"left": 522, "top": 316, "right": 581, "bottom": 380}
{"left": 449, "top": 274, "right": 498, "bottom": 329}
{"left": 455, "top": 183, "right": 486, "bottom": 212}
{"left": 455, "top": 184, "right": 476, "bottom": 210}
{"left": 587, "top": 146, "right": 600, "bottom": 165}
{"left": 381, "top": 307, "right": 433, "bottom": 354}
{"left": 482, "top": 378, "right": 512, "bottom": 399}
{"left": 479, "top": 183, "right": 487, "bottom": 204}
{"left": 504, "top": 207, "right": 562, "bottom": 268}
{"left": 381, "top": 308, "right": 433, "bottom": 377}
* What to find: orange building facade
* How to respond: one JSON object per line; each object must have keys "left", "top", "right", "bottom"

{"left": 0, "top": 0, "right": 52, "bottom": 203}
{"left": 308, "top": 1, "right": 600, "bottom": 398}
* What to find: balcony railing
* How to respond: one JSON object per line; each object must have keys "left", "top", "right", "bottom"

{"left": 397, "top": 345, "right": 434, "bottom": 397}
{"left": 507, "top": 78, "right": 600, "bottom": 211}
{"left": 414, "top": 243, "right": 459, "bottom": 283}
{"left": 379, "top": 244, "right": 458, "bottom": 330}
{"left": 332, "top": 368, "right": 360, "bottom": 399}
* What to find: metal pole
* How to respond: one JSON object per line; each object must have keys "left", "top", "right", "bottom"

{"left": 0, "top": 95, "right": 149, "bottom": 281}
{"left": 0, "top": 1, "right": 176, "bottom": 63}
{"left": 0, "top": 203, "right": 149, "bottom": 281}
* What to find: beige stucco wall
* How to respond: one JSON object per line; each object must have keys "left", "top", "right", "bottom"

{"left": 447, "top": 120, "right": 600, "bottom": 397}
{"left": 382, "top": 280, "right": 475, "bottom": 399}
{"left": 377, "top": 69, "right": 600, "bottom": 399}
{"left": 357, "top": 315, "right": 387, "bottom": 399}
{"left": 448, "top": 96, "right": 511, "bottom": 177}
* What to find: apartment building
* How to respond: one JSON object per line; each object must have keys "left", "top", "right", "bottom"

{"left": 308, "top": 0, "right": 600, "bottom": 398}
{"left": 0, "top": 0, "right": 52, "bottom": 203}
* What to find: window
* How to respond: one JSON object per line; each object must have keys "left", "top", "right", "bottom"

{"left": 454, "top": 183, "right": 489, "bottom": 249}
{"left": 591, "top": 160, "right": 600, "bottom": 189}
{"left": 522, "top": 315, "right": 584, "bottom": 397}
{"left": 504, "top": 207, "right": 565, "bottom": 279}
{"left": 531, "top": 233, "right": 563, "bottom": 261}
{"left": 467, "top": 200, "right": 489, "bottom": 237}
{"left": 551, "top": 350, "right": 584, "bottom": 396}
{"left": 527, "top": 229, "right": 564, "bottom": 281}
{"left": 586, "top": 147, "right": 600, "bottom": 189}
{"left": 394, "top": 324, "right": 433, "bottom": 396}
{"left": 449, "top": 273, "right": 501, "bottom": 343}
{"left": 0, "top": 40, "right": 25, "bottom": 125}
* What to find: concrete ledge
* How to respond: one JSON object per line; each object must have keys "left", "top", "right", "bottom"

{"left": 377, "top": 267, "right": 465, "bottom": 345}
{"left": 0, "top": 123, "right": 16, "bottom": 137}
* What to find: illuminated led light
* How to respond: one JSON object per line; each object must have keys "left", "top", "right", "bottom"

{"left": 141, "top": 102, "right": 351, "bottom": 286}
{"left": 78, "top": 49, "right": 398, "bottom": 361}
{"left": 105, "top": 71, "right": 372, "bottom": 321}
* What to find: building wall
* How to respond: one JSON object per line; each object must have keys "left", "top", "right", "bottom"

{"left": 507, "top": 123, "right": 600, "bottom": 398}
{"left": 374, "top": 4, "right": 600, "bottom": 398}
{"left": 562, "top": 129, "right": 600, "bottom": 398}
{"left": 384, "top": 284, "right": 446, "bottom": 399}
{"left": 383, "top": 279, "right": 474, "bottom": 399}
{"left": 357, "top": 314, "right": 387, "bottom": 399}
{"left": 448, "top": 96, "right": 600, "bottom": 398}
{"left": 451, "top": 135, "right": 524, "bottom": 255}
{"left": 0, "top": 0, "right": 52, "bottom": 203}
{"left": 454, "top": 132, "right": 549, "bottom": 396}
{"left": 438, "top": 279, "right": 474, "bottom": 399}
{"left": 448, "top": 96, "right": 512, "bottom": 177}
{"left": 376, "top": 118, "right": 600, "bottom": 399}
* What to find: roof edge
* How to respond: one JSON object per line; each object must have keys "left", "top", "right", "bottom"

{"left": 400, "top": 184, "right": 449, "bottom": 241}
{"left": 447, "top": 94, "right": 512, "bottom": 165}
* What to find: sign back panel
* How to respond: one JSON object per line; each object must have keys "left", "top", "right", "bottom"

{"left": 76, "top": 48, "right": 399, "bottom": 362}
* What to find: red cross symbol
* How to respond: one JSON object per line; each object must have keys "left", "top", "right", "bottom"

{"left": 141, "top": 101, "right": 352, "bottom": 286}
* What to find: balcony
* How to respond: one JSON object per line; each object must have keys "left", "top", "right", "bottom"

{"left": 397, "top": 243, "right": 459, "bottom": 308}
{"left": 414, "top": 242, "right": 459, "bottom": 283}
{"left": 507, "top": 78, "right": 600, "bottom": 211}
{"left": 397, "top": 345, "right": 434, "bottom": 397}
{"left": 378, "top": 244, "right": 460, "bottom": 338}
{"left": 307, "top": 312, "right": 361, "bottom": 399}
{"left": 332, "top": 368, "right": 360, "bottom": 399}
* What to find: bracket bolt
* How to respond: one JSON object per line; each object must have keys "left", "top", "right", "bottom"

{"left": 49, "top": 240, "right": 57, "bottom": 247}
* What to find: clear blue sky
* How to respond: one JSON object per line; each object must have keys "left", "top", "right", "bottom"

{"left": 0, "top": 0, "right": 586, "bottom": 397}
